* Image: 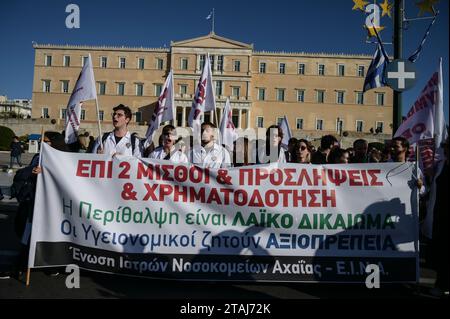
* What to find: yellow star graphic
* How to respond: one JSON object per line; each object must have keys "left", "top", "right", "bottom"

{"left": 380, "top": 0, "right": 393, "bottom": 18}
{"left": 352, "top": 0, "right": 369, "bottom": 11}
{"left": 365, "top": 25, "right": 385, "bottom": 38}
{"left": 416, "top": 0, "right": 439, "bottom": 16}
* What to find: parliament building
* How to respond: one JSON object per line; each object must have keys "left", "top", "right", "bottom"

{"left": 31, "top": 32, "right": 393, "bottom": 137}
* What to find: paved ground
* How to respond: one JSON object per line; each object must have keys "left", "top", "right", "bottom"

{"left": 0, "top": 151, "right": 444, "bottom": 300}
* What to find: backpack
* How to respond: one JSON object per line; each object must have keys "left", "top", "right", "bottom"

{"left": 101, "top": 132, "right": 140, "bottom": 155}
{"left": 10, "top": 166, "right": 35, "bottom": 203}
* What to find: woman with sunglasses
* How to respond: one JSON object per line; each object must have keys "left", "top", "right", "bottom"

{"left": 290, "top": 139, "right": 313, "bottom": 164}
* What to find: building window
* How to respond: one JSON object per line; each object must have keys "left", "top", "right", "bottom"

{"left": 318, "top": 64, "right": 325, "bottom": 76}
{"left": 155, "top": 84, "right": 162, "bottom": 96}
{"left": 61, "top": 80, "right": 69, "bottom": 93}
{"left": 138, "top": 58, "right": 145, "bottom": 70}
{"left": 63, "top": 56, "right": 70, "bottom": 67}
{"left": 156, "top": 58, "right": 164, "bottom": 70}
{"left": 337, "top": 64, "right": 345, "bottom": 76}
{"left": 232, "top": 87, "right": 240, "bottom": 98}
{"left": 80, "top": 110, "right": 86, "bottom": 121}
{"left": 180, "top": 84, "right": 188, "bottom": 95}
{"left": 136, "top": 83, "right": 143, "bottom": 96}
{"left": 256, "top": 117, "right": 264, "bottom": 128}
{"left": 259, "top": 62, "right": 266, "bottom": 73}
{"left": 296, "top": 118, "right": 304, "bottom": 130}
{"left": 358, "top": 65, "right": 365, "bottom": 77}
{"left": 279, "top": 63, "right": 286, "bottom": 74}
{"left": 199, "top": 55, "right": 206, "bottom": 70}
{"left": 82, "top": 56, "right": 88, "bottom": 67}
{"left": 298, "top": 63, "right": 305, "bottom": 75}
{"left": 98, "top": 82, "right": 106, "bottom": 95}
{"left": 99, "top": 110, "right": 104, "bottom": 121}
{"left": 276, "top": 117, "right": 284, "bottom": 126}
{"left": 42, "top": 107, "right": 49, "bottom": 118}
{"left": 258, "top": 88, "right": 266, "bottom": 101}
{"left": 60, "top": 108, "right": 66, "bottom": 120}
{"left": 317, "top": 90, "right": 325, "bottom": 103}
{"left": 215, "top": 81, "right": 222, "bottom": 96}
{"left": 376, "top": 121, "right": 384, "bottom": 133}
{"left": 217, "top": 55, "right": 223, "bottom": 71}
{"left": 181, "top": 58, "right": 188, "bottom": 70}
{"left": 336, "top": 91, "right": 345, "bottom": 104}
{"left": 135, "top": 111, "right": 142, "bottom": 123}
{"left": 176, "top": 108, "right": 183, "bottom": 127}
{"left": 356, "top": 120, "right": 364, "bottom": 132}
{"left": 101, "top": 56, "right": 107, "bottom": 68}
{"left": 119, "top": 57, "right": 126, "bottom": 69}
{"left": 297, "top": 89, "right": 305, "bottom": 102}
{"left": 356, "top": 92, "right": 364, "bottom": 105}
{"left": 276, "top": 89, "right": 285, "bottom": 102}
{"left": 376, "top": 93, "right": 385, "bottom": 106}
{"left": 336, "top": 118, "right": 344, "bottom": 133}
{"left": 45, "top": 55, "right": 52, "bottom": 66}
{"left": 316, "top": 119, "right": 324, "bottom": 131}
{"left": 234, "top": 60, "right": 241, "bottom": 72}
{"left": 117, "top": 83, "right": 125, "bottom": 96}
{"left": 43, "top": 80, "right": 51, "bottom": 93}
{"left": 209, "top": 55, "right": 215, "bottom": 71}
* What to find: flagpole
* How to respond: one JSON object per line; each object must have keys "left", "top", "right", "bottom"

{"left": 393, "top": 0, "right": 404, "bottom": 134}
{"left": 28, "top": 125, "right": 45, "bottom": 287}
{"left": 212, "top": 8, "right": 215, "bottom": 34}
{"left": 414, "top": 144, "right": 420, "bottom": 285}
{"left": 95, "top": 98, "right": 103, "bottom": 149}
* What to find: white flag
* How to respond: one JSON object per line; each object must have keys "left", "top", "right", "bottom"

{"left": 219, "top": 98, "right": 237, "bottom": 150}
{"left": 394, "top": 70, "right": 439, "bottom": 145}
{"left": 188, "top": 53, "right": 216, "bottom": 128}
{"left": 64, "top": 54, "right": 97, "bottom": 144}
{"left": 145, "top": 69, "right": 174, "bottom": 142}
{"left": 422, "top": 58, "right": 448, "bottom": 239}
{"left": 206, "top": 12, "right": 212, "bottom": 20}
{"left": 280, "top": 115, "right": 292, "bottom": 148}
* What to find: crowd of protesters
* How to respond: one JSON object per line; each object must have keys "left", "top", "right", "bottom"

{"left": 1, "top": 103, "right": 448, "bottom": 298}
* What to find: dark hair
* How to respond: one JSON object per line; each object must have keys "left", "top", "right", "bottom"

{"left": 113, "top": 104, "right": 132, "bottom": 121}
{"left": 266, "top": 125, "right": 284, "bottom": 140}
{"left": 353, "top": 139, "right": 368, "bottom": 148}
{"left": 201, "top": 122, "right": 217, "bottom": 129}
{"left": 320, "top": 135, "right": 338, "bottom": 150}
{"left": 162, "top": 124, "right": 176, "bottom": 135}
{"left": 44, "top": 131, "right": 69, "bottom": 152}
{"left": 392, "top": 136, "right": 409, "bottom": 149}
{"left": 328, "top": 147, "right": 349, "bottom": 164}
{"left": 291, "top": 139, "right": 313, "bottom": 163}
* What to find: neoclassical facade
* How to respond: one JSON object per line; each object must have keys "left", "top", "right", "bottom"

{"left": 31, "top": 33, "right": 393, "bottom": 136}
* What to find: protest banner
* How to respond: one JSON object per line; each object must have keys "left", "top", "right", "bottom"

{"left": 28, "top": 143, "right": 419, "bottom": 283}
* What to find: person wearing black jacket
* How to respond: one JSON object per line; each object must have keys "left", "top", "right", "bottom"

{"left": 429, "top": 135, "right": 449, "bottom": 298}
{"left": 9, "top": 136, "right": 23, "bottom": 168}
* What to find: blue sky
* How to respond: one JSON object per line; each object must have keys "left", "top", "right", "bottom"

{"left": 0, "top": 0, "right": 448, "bottom": 122}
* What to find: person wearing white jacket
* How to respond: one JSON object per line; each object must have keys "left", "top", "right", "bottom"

{"left": 148, "top": 125, "right": 188, "bottom": 163}
{"left": 92, "top": 104, "right": 141, "bottom": 157}
{"left": 191, "top": 122, "right": 231, "bottom": 169}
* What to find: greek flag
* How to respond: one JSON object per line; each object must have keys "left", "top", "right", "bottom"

{"left": 363, "top": 37, "right": 390, "bottom": 93}
{"left": 408, "top": 14, "right": 438, "bottom": 63}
